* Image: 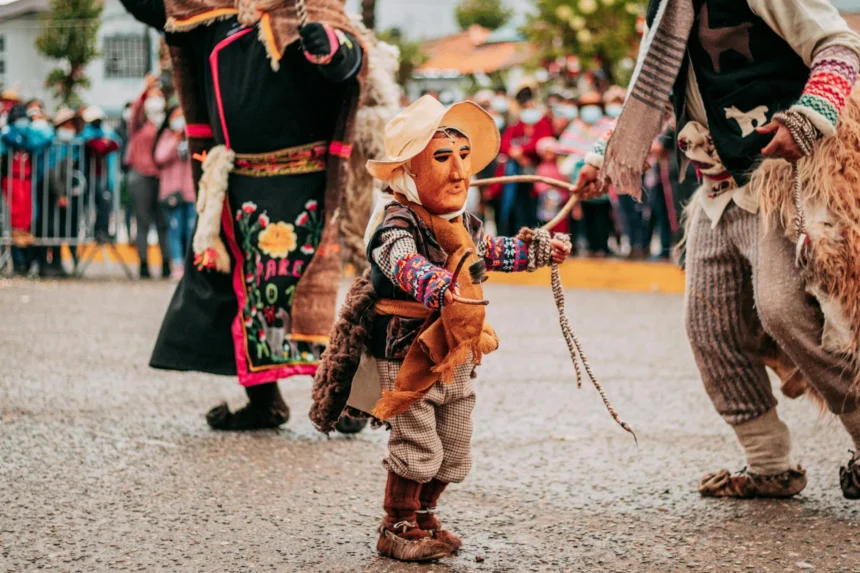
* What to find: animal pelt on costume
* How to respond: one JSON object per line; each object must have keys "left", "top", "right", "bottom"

{"left": 309, "top": 269, "right": 379, "bottom": 433}
{"left": 339, "top": 15, "right": 402, "bottom": 272}
{"left": 752, "top": 87, "right": 860, "bottom": 398}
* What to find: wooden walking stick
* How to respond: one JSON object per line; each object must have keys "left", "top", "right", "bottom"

{"left": 471, "top": 175, "right": 637, "bottom": 442}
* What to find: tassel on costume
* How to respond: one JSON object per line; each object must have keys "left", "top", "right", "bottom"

{"left": 372, "top": 390, "right": 429, "bottom": 420}
{"left": 192, "top": 144, "right": 235, "bottom": 274}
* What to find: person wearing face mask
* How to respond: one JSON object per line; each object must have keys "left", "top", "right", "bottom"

{"left": 81, "top": 106, "right": 122, "bottom": 243}
{"left": 0, "top": 88, "right": 23, "bottom": 130}
{"left": 597, "top": 87, "right": 649, "bottom": 259}
{"left": 116, "top": 102, "right": 135, "bottom": 243}
{"left": 125, "top": 77, "right": 172, "bottom": 279}
{"left": 34, "top": 108, "right": 84, "bottom": 278}
{"left": 119, "top": 0, "right": 373, "bottom": 433}
{"left": 557, "top": 92, "right": 615, "bottom": 257}
{"left": 495, "top": 93, "right": 553, "bottom": 236}
{"left": 311, "top": 96, "right": 570, "bottom": 561}
{"left": 1, "top": 103, "right": 55, "bottom": 274}
{"left": 153, "top": 106, "right": 196, "bottom": 281}
{"left": 550, "top": 100, "right": 578, "bottom": 137}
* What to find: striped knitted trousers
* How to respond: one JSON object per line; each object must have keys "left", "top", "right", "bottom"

{"left": 684, "top": 204, "right": 858, "bottom": 426}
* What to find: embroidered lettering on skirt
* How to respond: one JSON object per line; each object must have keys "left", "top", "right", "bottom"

{"left": 235, "top": 199, "right": 325, "bottom": 369}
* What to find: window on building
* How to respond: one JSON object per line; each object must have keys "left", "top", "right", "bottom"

{"left": 0, "top": 34, "right": 5, "bottom": 80}
{"left": 103, "top": 35, "right": 148, "bottom": 79}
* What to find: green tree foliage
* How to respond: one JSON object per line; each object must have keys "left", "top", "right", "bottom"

{"left": 525, "top": 0, "right": 646, "bottom": 85}
{"left": 455, "top": 0, "right": 513, "bottom": 31}
{"left": 378, "top": 28, "right": 428, "bottom": 86}
{"left": 35, "top": 0, "right": 102, "bottom": 106}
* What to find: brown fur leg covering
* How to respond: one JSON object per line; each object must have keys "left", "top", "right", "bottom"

{"left": 309, "top": 270, "right": 379, "bottom": 433}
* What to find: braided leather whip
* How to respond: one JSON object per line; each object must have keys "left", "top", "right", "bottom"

{"left": 772, "top": 111, "right": 813, "bottom": 265}
{"left": 518, "top": 228, "right": 637, "bottom": 443}
{"left": 295, "top": 0, "right": 308, "bottom": 27}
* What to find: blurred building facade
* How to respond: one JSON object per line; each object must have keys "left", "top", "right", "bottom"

{"left": 0, "top": 0, "right": 159, "bottom": 114}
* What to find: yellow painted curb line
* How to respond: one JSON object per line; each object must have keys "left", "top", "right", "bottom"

{"left": 486, "top": 258, "right": 685, "bottom": 293}
{"left": 63, "top": 244, "right": 685, "bottom": 294}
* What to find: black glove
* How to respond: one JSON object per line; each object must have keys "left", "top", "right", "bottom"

{"left": 300, "top": 22, "right": 337, "bottom": 60}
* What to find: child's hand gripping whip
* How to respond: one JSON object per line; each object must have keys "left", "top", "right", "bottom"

{"left": 471, "top": 175, "right": 637, "bottom": 443}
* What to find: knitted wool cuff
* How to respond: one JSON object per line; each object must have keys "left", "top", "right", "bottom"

{"left": 790, "top": 45, "right": 860, "bottom": 138}
{"left": 732, "top": 408, "right": 794, "bottom": 476}
{"left": 393, "top": 253, "right": 453, "bottom": 311}
{"left": 483, "top": 235, "right": 529, "bottom": 273}
{"left": 586, "top": 131, "right": 612, "bottom": 167}
{"left": 840, "top": 407, "right": 860, "bottom": 452}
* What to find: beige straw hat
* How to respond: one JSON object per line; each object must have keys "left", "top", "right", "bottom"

{"left": 366, "top": 95, "right": 500, "bottom": 183}
{"left": 53, "top": 108, "right": 77, "bottom": 127}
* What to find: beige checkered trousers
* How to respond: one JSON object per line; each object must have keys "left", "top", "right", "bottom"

{"left": 378, "top": 359, "right": 476, "bottom": 484}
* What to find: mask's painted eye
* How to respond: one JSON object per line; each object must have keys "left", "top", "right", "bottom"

{"left": 459, "top": 146, "right": 471, "bottom": 160}
{"left": 433, "top": 149, "right": 453, "bottom": 163}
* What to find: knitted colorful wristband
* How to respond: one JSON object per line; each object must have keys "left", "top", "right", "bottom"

{"left": 790, "top": 45, "right": 860, "bottom": 137}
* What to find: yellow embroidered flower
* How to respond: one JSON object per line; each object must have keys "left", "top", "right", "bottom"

{"left": 258, "top": 222, "right": 298, "bottom": 258}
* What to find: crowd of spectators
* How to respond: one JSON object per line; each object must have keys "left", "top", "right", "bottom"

{"left": 0, "top": 77, "right": 194, "bottom": 280}
{"left": 451, "top": 82, "right": 699, "bottom": 261}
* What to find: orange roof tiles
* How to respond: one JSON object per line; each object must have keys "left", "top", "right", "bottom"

{"left": 416, "top": 26, "right": 536, "bottom": 75}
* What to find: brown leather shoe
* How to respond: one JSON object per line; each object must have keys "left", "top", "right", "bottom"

{"left": 376, "top": 521, "right": 452, "bottom": 562}
{"left": 698, "top": 466, "right": 807, "bottom": 498}
{"left": 840, "top": 453, "right": 860, "bottom": 500}
{"left": 416, "top": 479, "right": 463, "bottom": 551}
{"left": 417, "top": 509, "right": 463, "bottom": 551}
{"left": 377, "top": 474, "right": 455, "bottom": 561}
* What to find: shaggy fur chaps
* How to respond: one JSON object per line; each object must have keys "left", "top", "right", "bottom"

{"left": 308, "top": 269, "right": 379, "bottom": 433}
{"left": 752, "top": 87, "right": 860, "bottom": 398}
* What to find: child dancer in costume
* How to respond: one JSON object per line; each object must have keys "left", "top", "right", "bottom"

{"left": 359, "top": 96, "right": 570, "bottom": 561}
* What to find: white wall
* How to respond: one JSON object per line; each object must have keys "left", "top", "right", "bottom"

{"left": 80, "top": 0, "right": 160, "bottom": 115}
{"left": 0, "top": 13, "right": 54, "bottom": 106}
{"left": 0, "top": 0, "right": 159, "bottom": 114}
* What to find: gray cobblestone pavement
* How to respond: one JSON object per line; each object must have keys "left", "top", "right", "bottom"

{"left": 2, "top": 277, "right": 860, "bottom": 572}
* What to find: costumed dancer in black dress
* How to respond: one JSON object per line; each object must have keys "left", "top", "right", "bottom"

{"left": 120, "top": 0, "right": 369, "bottom": 431}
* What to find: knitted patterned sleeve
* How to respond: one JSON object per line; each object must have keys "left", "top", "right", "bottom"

{"left": 371, "top": 229, "right": 453, "bottom": 311}
{"left": 789, "top": 45, "right": 860, "bottom": 138}
{"left": 584, "top": 129, "right": 613, "bottom": 169}
{"left": 480, "top": 234, "right": 530, "bottom": 273}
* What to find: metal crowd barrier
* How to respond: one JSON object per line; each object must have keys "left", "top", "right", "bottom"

{"left": 0, "top": 141, "right": 133, "bottom": 278}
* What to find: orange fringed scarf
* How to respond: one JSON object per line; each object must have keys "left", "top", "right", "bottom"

{"left": 371, "top": 198, "right": 499, "bottom": 420}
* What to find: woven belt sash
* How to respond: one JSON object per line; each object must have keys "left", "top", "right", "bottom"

{"left": 233, "top": 141, "right": 329, "bottom": 177}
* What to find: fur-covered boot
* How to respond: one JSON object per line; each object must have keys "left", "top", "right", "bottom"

{"left": 206, "top": 382, "right": 290, "bottom": 431}
{"left": 377, "top": 473, "right": 452, "bottom": 562}
{"left": 417, "top": 479, "right": 462, "bottom": 551}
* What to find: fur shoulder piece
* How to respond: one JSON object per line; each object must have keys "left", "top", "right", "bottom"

{"left": 309, "top": 269, "right": 380, "bottom": 433}
{"left": 338, "top": 14, "right": 403, "bottom": 272}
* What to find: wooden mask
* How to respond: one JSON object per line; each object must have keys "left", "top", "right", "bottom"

{"left": 410, "top": 130, "right": 473, "bottom": 215}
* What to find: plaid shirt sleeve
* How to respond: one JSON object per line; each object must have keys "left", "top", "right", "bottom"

{"left": 371, "top": 228, "right": 453, "bottom": 310}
